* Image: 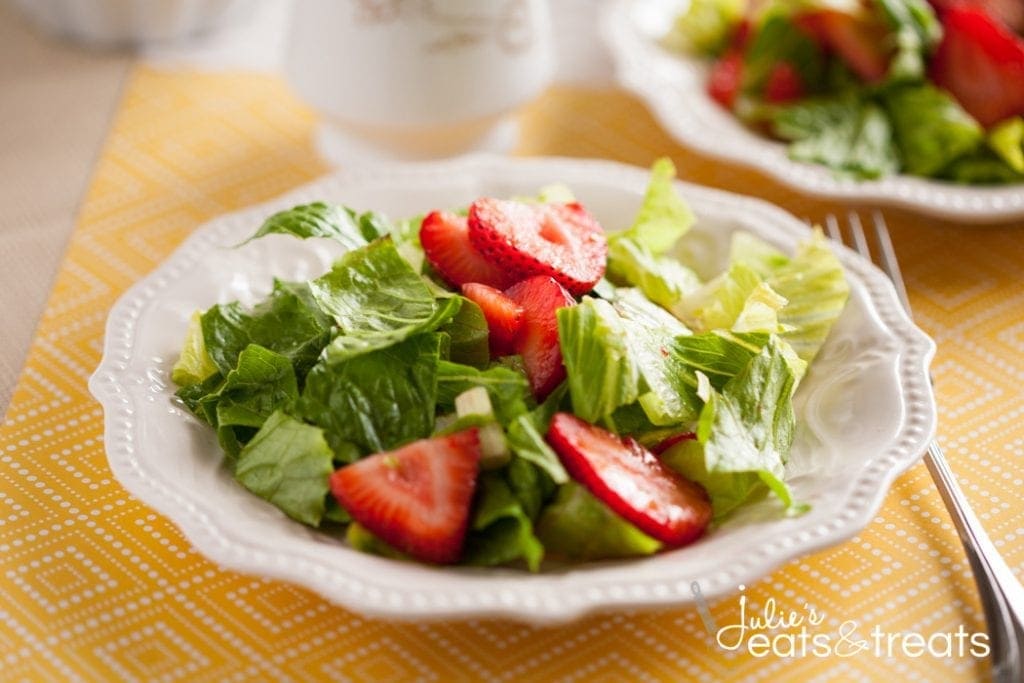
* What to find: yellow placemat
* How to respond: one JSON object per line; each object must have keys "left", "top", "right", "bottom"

{"left": 2, "top": 66, "right": 1022, "bottom": 682}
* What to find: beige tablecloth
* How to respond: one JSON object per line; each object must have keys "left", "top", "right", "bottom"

{"left": 0, "top": 1, "right": 129, "bottom": 412}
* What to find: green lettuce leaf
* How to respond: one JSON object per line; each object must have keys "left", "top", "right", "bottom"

{"left": 536, "top": 482, "right": 661, "bottom": 560}
{"left": 773, "top": 94, "right": 899, "bottom": 179}
{"left": 613, "top": 157, "right": 695, "bottom": 255}
{"left": 695, "top": 337, "right": 802, "bottom": 512}
{"left": 675, "top": 262, "right": 787, "bottom": 334}
{"left": 607, "top": 237, "right": 702, "bottom": 310}
{"left": 244, "top": 202, "right": 386, "bottom": 250}
{"left": 988, "top": 117, "right": 1024, "bottom": 174}
{"left": 234, "top": 410, "right": 335, "bottom": 526}
{"left": 298, "top": 333, "right": 442, "bottom": 459}
{"left": 171, "top": 311, "right": 219, "bottom": 387}
{"left": 463, "top": 472, "right": 544, "bottom": 571}
{"left": 215, "top": 344, "right": 298, "bottom": 429}
{"left": 436, "top": 361, "right": 531, "bottom": 425}
{"left": 874, "top": 0, "right": 941, "bottom": 82}
{"left": 309, "top": 238, "right": 458, "bottom": 362}
{"left": 175, "top": 372, "right": 224, "bottom": 424}
{"left": 504, "top": 455, "right": 556, "bottom": 520}
{"left": 768, "top": 230, "right": 850, "bottom": 362}
{"left": 883, "top": 84, "right": 984, "bottom": 177}
{"left": 663, "top": 0, "right": 745, "bottom": 56}
{"left": 672, "top": 330, "right": 768, "bottom": 391}
{"left": 346, "top": 522, "right": 405, "bottom": 558}
{"left": 728, "top": 231, "right": 790, "bottom": 278}
{"left": 612, "top": 290, "right": 700, "bottom": 426}
{"left": 438, "top": 296, "right": 489, "bottom": 368}
{"left": 200, "top": 279, "right": 333, "bottom": 378}
{"left": 940, "top": 150, "right": 1024, "bottom": 184}
{"left": 557, "top": 297, "right": 640, "bottom": 423}
{"left": 661, "top": 437, "right": 766, "bottom": 519}
{"left": 506, "top": 384, "right": 569, "bottom": 484}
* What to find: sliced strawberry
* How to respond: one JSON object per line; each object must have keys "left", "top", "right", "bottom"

{"left": 420, "top": 210, "right": 517, "bottom": 290}
{"left": 800, "top": 10, "right": 891, "bottom": 83}
{"left": 461, "top": 282, "right": 524, "bottom": 356}
{"left": 929, "top": 0, "right": 1024, "bottom": 33}
{"left": 930, "top": 5, "right": 1024, "bottom": 127}
{"left": 504, "top": 276, "right": 575, "bottom": 400}
{"left": 708, "top": 50, "right": 744, "bottom": 109}
{"left": 467, "top": 199, "right": 607, "bottom": 296}
{"left": 762, "top": 62, "right": 805, "bottom": 103}
{"left": 330, "top": 430, "right": 481, "bottom": 564}
{"left": 546, "top": 413, "right": 711, "bottom": 547}
{"left": 650, "top": 431, "right": 697, "bottom": 456}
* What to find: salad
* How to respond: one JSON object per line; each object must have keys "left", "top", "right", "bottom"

{"left": 171, "top": 160, "right": 849, "bottom": 569}
{"left": 665, "top": 0, "right": 1024, "bottom": 183}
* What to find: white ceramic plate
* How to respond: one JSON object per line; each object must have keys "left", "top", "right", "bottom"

{"left": 601, "top": 0, "right": 1024, "bottom": 224}
{"left": 90, "top": 155, "right": 936, "bottom": 624}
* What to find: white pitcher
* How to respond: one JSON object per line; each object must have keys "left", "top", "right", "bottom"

{"left": 285, "top": 0, "right": 555, "bottom": 161}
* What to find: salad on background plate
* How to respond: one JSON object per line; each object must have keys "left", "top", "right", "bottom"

{"left": 90, "top": 156, "right": 936, "bottom": 621}
{"left": 664, "top": 0, "right": 1024, "bottom": 184}
{"left": 602, "top": 0, "right": 1024, "bottom": 222}
{"left": 170, "top": 159, "right": 849, "bottom": 570}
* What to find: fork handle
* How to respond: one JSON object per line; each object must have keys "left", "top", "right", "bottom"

{"left": 924, "top": 442, "right": 1024, "bottom": 677}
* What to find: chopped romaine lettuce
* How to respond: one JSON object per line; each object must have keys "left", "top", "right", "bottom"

{"left": 214, "top": 344, "right": 298, "bottom": 429}
{"left": 728, "top": 231, "right": 790, "bottom": 278}
{"left": 234, "top": 410, "right": 335, "bottom": 527}
{"left": 773, "top": 94, "right": 899, "bottom": 179}
{"left": 438, "top": 296, "right": 490, "bottom": 368}
{"left": 506, "top": 384, "right": 570, "bottom": 484}
{"left": 243, "top": 202, "right": 383, "bottom": 250}
{"left": 767, "top": 229, "right": 850, "bottom": 362}
{"left": 536, "top": 482, "right": 661, "bottom": 560}
{"left": 607, "top": 236, "right": 702, "bottom": 310}
{"left": 988, "top": 117, "right": 1024, "bottom": 174}
{"left": 200, "top": 279, "right": 333, "bottom": 378}
{"left": 436, "top": 361, "right": 532, "bottom": 425}
{"left": 663, "top": 0, "right": 744, "bottom": 56}
{"left": 694, "top": 337, "right": 802, "bottom": 513}
{"left": 309, "top": 237, "right": 458, "bottom": 363}
{"left": 557, "top": 297, "right": 640, "bottom": 423}
{"left": 298, "top": 333, "right": 442, "bottom": 459}
{"left": 612, "top": 158, "right": 694, "bottom": 255}
{"left": 171, "top": 310, "right": 219, "bottom": 387}
{"left": 463, "top": 472, "right": 544, "bottom": 571}
{"left": 874, "top": 0, "right": 941, "bottom": 82}
{"left": 674, "top": 262, "right": 787, "bottom": 334}
{"left": 883, "top": 84, "right": 984, "bottom": 177}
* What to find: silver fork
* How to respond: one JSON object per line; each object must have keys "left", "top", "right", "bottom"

{"left": 826, "top": 212, "right": 1024, "bottom": 682}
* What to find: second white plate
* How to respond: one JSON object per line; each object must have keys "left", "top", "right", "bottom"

{"left": 602, "top": 0, "right": 1024, "bottom": 224}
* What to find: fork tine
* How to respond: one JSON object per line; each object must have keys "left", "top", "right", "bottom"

{"left": 824, "top": 214, "right": 842, "bottom": 242}
{"left": 870, "top": 211, "right": 912, "bottom": 313}
{"left": 847, "top": 212, "right": 872, "bottom": 259}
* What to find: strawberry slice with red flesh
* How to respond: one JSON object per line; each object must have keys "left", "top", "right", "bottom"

{"left": 467, "top": 199, "right": 607, "bottom": 297}
{"left": 930, "top": 5, "right": 1024, "bottom": 127}
{"left": 420, "top": 210, "right": 518, "bottom": 290}
{"left": 461, "top": 282, "right": 523, "bottom": 356}
{"left": 504, "top": 276, "right": 575, "bottom": 400}
{"left": 762, "top": 62, "right": 805, "bottom": 103}
{"left": 330, "top": 429, "right": 481, "bottom": 564}
{"left": 546, "top": 413, "right": 711, "bottom": 547}
{"left": 798, "top": 10, "right": 892, "bottom": 83}
{"left": 708, "top": 50, "right": 744, "bottom": 109}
